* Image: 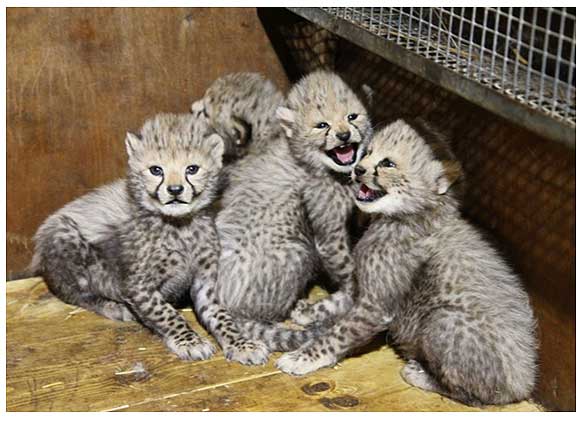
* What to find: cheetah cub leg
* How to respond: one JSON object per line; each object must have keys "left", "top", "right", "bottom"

{"left": 123, "top": 287, "right": 215, "bottom": 361}
{"left": 278, "top": 300, "right": 389, "bottom": 376}
{"left": 191, "top": 252, "right": 269, "bottom": 366}
{"left": 40, "top": 216, "right": 135, "bottom": 323}
{"left": 193, "top": 288, "right": 270, "bottom": 365}
{"left": 293, "top": 181, "right": 356, "bottom": 327}
{"left": 290, "top": 242, "right": 356, "bottom": 327}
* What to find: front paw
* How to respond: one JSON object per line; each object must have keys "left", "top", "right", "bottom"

{"left": 276, "top": 347, "right": 337, "bottom": 376}
{"left": 224, "top": 339, "right": 270, "bottom": 366}
{"left": 291, "top": 299, "right": 319, "bottom": 326}
{"left": 165, "top": 333, "right": 216, "bottom": 361}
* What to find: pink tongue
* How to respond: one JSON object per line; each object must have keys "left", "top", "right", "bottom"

{"left": 335, "top": 145, "right": 354, "bottom": 164}
{"left": 357, "top": 184, "right": 375, "bottom": 200}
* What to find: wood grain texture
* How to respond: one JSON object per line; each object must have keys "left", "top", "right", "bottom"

{"left": 6, "top": 7, "right": 290, "bottom": 274}
{"left": 7, "top": 278, "right": 542, "bottom": 412}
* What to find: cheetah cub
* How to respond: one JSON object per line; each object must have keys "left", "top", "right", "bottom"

{"left": 31, "top": 113, "right": 268, "bottom": 364}
{"left": 191, "top": 72, "right": 284, "bottom": 162}
{"left": 217, "top": 71, "right": 373, "bottom": 347}
{"left": 277, "top": 119, "right": 537, "bottom": 406}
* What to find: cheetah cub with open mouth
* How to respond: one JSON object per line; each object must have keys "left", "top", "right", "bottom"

{"left": 216, "top": 71, "right": 373, "bottom": 348}
{"left": 31, "top": 113, "right": 268, "bottom": 364}
{"left": 277, "top": 119, "right": 537, "bottom": 406}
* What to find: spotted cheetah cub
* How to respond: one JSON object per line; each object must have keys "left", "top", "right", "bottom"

{"left": 31, "top": 113, "right": 268, "bottom": 364}
{"left": 277, "top": 119, "right": 537, "bottom": 406}
{"left": 217, "top": 71, "right": 373, "bottom": 348}
{"left": 191, "top": 72, "right": 284, "bottom": 162}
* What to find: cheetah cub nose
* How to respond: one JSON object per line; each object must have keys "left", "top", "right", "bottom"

{"left": 354, "top": 166, "right": 366, "bottom": 177}
{"left": 336, "top": 132, "right": 351, "bottom": 142}
{"left": 167, "top": 185, "right": 185, "bottom": 196}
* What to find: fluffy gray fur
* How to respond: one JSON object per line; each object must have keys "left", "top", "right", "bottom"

{"left": 276, "top": 119, "right": 537, "bottom": 406}
{"left": 214, "top": 70, "right": 373, "bottom": 352}
{"left": 30, "top": 113, "right": 269, "bottom": 365}
{"left": 191, "top": 72, "right": 284, "bottom": 163}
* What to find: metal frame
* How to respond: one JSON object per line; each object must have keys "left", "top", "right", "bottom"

{"left": 287, "top": 7, "right": 575, "bottom": 147}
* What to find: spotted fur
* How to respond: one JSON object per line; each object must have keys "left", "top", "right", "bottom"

{"left": 277, "top": 119, "right": 538, "bottom": 406}
{"left": 215, "top": 71, "right": 373, "bottom": 350}
{"left": 31, "top": 113, "right": 268, "bottom": 364}
{"left": 191, "top": 72, "right": 284, "bottom": 163}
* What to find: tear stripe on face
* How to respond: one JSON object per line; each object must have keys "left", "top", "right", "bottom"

{"left": 348, "top": 120, "right": 363, "bottom": 140}
{"left": 185, "top": 173, "right": 198, "bottom": 198}
{"left": 153, "top": 172, "right": 165, "bottom": 202}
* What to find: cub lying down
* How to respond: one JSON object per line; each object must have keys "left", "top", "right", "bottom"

{"left": 277, "top": 119, "right": 537, "bottom": 406}
{"left": 31, "top": 113, "right": 267, "bottom": 364}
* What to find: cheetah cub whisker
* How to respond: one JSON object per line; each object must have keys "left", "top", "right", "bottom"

{"left": 276, "top": 119, "right": 537, "bottom": 406}
{"left": 30, "top": 113, "right": 269, "bottom": 365}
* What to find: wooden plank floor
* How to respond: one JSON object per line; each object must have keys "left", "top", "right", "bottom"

{"left": 7, "top": 278, "right": 542, "bottom": 412}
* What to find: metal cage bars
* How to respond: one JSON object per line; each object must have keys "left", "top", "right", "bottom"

{"left": 289, "top": 7, "right": 575, "bottom": 146}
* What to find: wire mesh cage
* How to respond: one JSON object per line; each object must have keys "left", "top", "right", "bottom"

{"left": 298, "top": 7, "right": 576, "bottom": 145}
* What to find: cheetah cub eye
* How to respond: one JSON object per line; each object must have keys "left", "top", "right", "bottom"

{"left": 150, "top": 166, "right": 164, "bottom": 176}
{"left": 378, "top": 158, "right": 397, "bottom": 169}
{"left": 186, "top": 165, "right": 199, "bottom": 175}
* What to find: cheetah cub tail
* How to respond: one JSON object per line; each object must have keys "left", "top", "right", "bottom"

{"left": 238, "top": 319, "right": 322, "bottom": 352}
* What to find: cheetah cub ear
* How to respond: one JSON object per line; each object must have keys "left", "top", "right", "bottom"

{"left": 191, "top": 99, "right": 205, "bottom": 116}
{"left": 125, "top": 132, "right": 142, "bottom": 158}
{"left": 434, "top": 159, "right": 463, "bottom": 195}
{"left": 361, "top": 84, "right": 374, "bottom": 107}
{"left": 206, "top": 133, "right": 225, "bottom": 167}
{"left": 231, "top": 116, "right": 252, "bottom": 146}
{"left": 276, "top": 106, "right": 295, "bottom": 138}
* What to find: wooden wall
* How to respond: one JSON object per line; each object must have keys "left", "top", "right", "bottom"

{"left": 6, "top": 8, "right": 290, "bottom": 274}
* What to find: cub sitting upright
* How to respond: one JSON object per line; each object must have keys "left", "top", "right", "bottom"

{"left": 277, "top": 119, "right": 537, "bottom": 406}
{"left": 31, "top": 113, "right": 268, "bottom": 364}
{"left": 217, "top": 71, "right": 373, "bottom": 345}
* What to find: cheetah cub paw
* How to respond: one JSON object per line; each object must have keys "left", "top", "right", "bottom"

{"left": 165, "top": 333, "right": 216, "bottom": 361}
{"left": 276, "top": 346, "right": 336, "bottom": 376}
{"left": 224, "top": 339, "right": 270, "bottom": 366}
{"left": 400, "top": 360, "right": 440, "bottom": 393}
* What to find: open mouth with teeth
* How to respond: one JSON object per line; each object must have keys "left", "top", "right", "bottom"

{"left": 356, "top": 184, "right": 386, "bottom": 202}
{"left": 325, "top": 143, "right": 358, "bottom": 166}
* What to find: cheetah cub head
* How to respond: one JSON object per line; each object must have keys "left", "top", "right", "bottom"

{"left": 191, "top": 74, "right": 254, "bottom": 161}
{"left": 277, "top": 70, "right": 372, "bottom": 174}
{"left": 353, "top": 119, "right": 463, "bottom": 216}
{"left": 191, "top": 72, "right": 283, "bottom": 162}
{"left": 125, "top": 113, "right": 225, "bottom": 218}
